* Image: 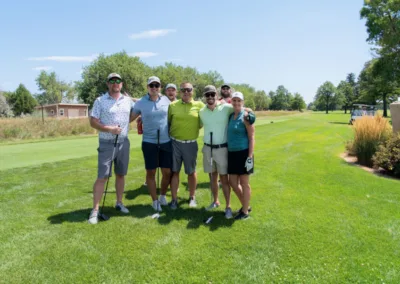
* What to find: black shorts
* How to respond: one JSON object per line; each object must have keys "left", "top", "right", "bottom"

{"left": 228, "top": 149, "right": 254, "bottom": 175}
{"left": 142, "top": 141, "right": 173, "bottom": 170}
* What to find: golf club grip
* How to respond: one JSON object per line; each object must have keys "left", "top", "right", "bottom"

{"left": 114, "top": 125, "right": 120, "bottom": 147}
{"left": 157, "top": 129, "right": 160, "bottom": 145}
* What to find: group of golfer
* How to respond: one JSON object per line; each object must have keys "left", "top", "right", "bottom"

{"left": 88, "top": 73, "right": 255, "bottom": 224}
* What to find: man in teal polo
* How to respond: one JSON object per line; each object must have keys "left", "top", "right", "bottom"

{"left": 167, "top": 82, "right": 205, "bottom": 209}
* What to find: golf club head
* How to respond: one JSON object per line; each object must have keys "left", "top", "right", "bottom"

{"left": 204, "top": 216, "right": 213, "bottom": 224}
{"left": 98, "top": 213, "right": 110, "bottom": 221}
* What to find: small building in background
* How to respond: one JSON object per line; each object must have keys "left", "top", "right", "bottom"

{"left": 35, "top": 103, "right": 89, "bottom": 119}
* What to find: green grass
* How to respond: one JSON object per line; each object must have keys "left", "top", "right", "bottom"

{"left": 1, "top": 112, "right": 399, "bottom": 283}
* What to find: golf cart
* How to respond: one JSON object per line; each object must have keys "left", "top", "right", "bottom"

{"left": 349, "top": 104, "right": 376, "bottom": 125}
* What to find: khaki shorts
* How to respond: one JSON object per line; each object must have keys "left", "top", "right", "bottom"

{"left": 202, "top": 144, "right": 228, "bottom": 175}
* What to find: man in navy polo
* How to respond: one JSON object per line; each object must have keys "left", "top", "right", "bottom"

{"left": 88, "top": 73, "right": 135, "bottom": 224}
{"left": 131, "top": 76, "right": 172, "bottom": 212}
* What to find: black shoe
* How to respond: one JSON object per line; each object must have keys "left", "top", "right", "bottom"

{"left": 234, "top": 211, "right": 249, "bottom": 220}
{"left": 236, "top": 206, "right": 252, "bottom": 214}
{"left": 168, "top": 200, "right": 178, "bottom": 210}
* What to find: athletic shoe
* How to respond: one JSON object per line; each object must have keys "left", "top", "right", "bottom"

{"left": 225, "top": 208, "right": 233, "bottom": 219}
{"left": 234, "top": 211, "right": 249, "bottom": 220}
{"left": 152, "top": 200, "right": 162, "bottom": 212}
{"left": 115, "top": 203, "right": 129, "bottom": 214}
{"left": 236, "top": 206, "right": 252, "bottom": 214}
{"left": 159, "top": 195, "right": 168, "bottom": 206}
{"left": 169, "top": 199, "right": 178, "bottom": 210}
{"left": 88, "top": 209, "right": 98, "bottom": 224}
{"left": 189, "top": 197, "right": 197, "bottom": 208}
{"left": 206, "top": 202, "right": 220, "bottom": 211}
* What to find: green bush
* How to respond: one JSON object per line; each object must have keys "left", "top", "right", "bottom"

{"left": 372, "top": 133, "right": 400, "bottom": 177}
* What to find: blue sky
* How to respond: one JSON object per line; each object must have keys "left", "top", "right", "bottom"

{"left": 0, "top": 0, "right": 371, "bottom": 103}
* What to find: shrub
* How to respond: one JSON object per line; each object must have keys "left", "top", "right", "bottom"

{"left": 349, "top": 114, "right": 392, "bottom": 167}
{"left": 372, "top": 133, "right": 400, "bottom": 177}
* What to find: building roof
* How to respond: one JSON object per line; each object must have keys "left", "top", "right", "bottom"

{"left": 35, "top": 103, "right": 89, "bottom": 108}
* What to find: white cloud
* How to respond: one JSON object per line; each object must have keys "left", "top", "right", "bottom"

{"left": 129, "top": 52, "right": 158, "bottom": 58}
{"left": 129, "top": 29, "right": 176, "bottom": 40}
{"left": 32, "top": 66, "right": 53, "bottom": 71}
{"left": 165, "top": 58, "right": 183, "bottom": 62}
{"left": 27, "top": 54, "right": 98, "bottom": 62}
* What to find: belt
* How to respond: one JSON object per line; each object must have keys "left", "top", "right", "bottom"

{"left": 99, "top": 137, "right": 126, "bottom": 144}
{"left": 204, "top": 143, "right": 227, "bottom": 149}
{"left": 171, "top": 137, "right": 197, "bottom": 143}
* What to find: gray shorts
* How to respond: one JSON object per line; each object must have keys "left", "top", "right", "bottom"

{"left": 202, "top": 144, "right": 228, "bottom": 175}
{"left": 97, "top": 138, "right": 130, "bottom": 178}
{"left": 172, "top": 140, "right": 198, "bottom": 174}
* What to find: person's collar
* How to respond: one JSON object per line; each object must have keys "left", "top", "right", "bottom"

{"left": 107, "top": 92, "right": 122, "bottom": 100}
{"left": 181, "top": 98, "right": 193, "bottom": 104}
{"left": 147, "top": 93, "right": 161, "bottom": 101}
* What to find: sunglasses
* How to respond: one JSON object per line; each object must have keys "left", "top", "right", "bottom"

{"left": 149, "top": 83, "right": 161, "bottom": 88}
{"left": 109, "top": 79, "right": 122, "bottom": 84}
{"left": 180, "top": 88, "right": 193, "bottom": 93}
{"left": 221, "top": 87, "right": 230, "bottom": 90}
{"left": 205, "top": 92, "right": 216, "bottom": 98}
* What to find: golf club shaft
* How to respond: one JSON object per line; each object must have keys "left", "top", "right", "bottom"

{"left": 157, "top": 129, "right": 160, "bottom": 191}
{"left": 100, "top": 133, "right": 119, "bottom": 216}
{"left": 210, "top": 132, "right": 213, "bottom": 203}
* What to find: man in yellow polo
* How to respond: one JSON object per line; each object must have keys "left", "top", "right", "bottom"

{"left": 167, "top": 82, "right": 205, "bottom": 209}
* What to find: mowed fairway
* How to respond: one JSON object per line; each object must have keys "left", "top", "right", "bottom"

{"left": 1, "top": 112, "right": 399, "bottom": 283}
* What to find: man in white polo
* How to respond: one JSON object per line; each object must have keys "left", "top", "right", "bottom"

{"left": 88, "top": 73, "right": 135, "bottom": 224}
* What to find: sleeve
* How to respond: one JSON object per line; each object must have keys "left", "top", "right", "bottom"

{"left": 225, "top": 103, "right": 234, "bottom": 115}
{"left": 132, "top": 100, "right": 141, "bottom": 115}
{"left": 91, "top": 98, "right": 101, "bottom": 119}
{"left": 246, "top": 112, "right": 256, "bottom": 125}
{"left": 130, "top": 100, "right": 135, "bottom": 111}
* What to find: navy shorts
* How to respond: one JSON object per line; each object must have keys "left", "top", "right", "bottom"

{"left": 142, "top": 141, "right": 173, "bottom": 170}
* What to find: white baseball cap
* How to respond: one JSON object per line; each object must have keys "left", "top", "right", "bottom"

{"left": 165, "top": 83, "right": 177, "bottom": 90}
{"left": 231, "top": 92, "right": 244, "bottom": 100}
{"left": 107, "top": 73, "right": 122, "bottom": 80}
{"left": 147, "top": 76, "right": 161, "bottom": 85}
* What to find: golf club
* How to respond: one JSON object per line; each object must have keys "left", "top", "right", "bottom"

{"left": 205, "top": 132, "right": 214, "bottom": 224}
{"left": 98, "top": 132, "right": 119, "bottom": 221}
{"left": 157, "top": 129, "right": 160, "bottom": 191}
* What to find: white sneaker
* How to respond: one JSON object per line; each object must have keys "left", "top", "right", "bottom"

{"left": 152, "top": 200, "right": 162, "bottom": 212}
{"left": 206, "top": 202, "right": 220, "bottom": 211}
{"left": 88, "top": 209, "right": 98, "bottom": 224}
{"left": 189, "top": 197, "right": 197, "bottom": 208}
{"left": 159, "top": 195, "right": 168, "bottom": 206}
{"left": 115, "top": 203, "right": 129, "bottom": 214}
{"left": 225, "top": 208, "right": 233, "bottom": 219}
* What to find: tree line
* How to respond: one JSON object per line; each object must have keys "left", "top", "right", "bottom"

{"left": 0, "top": 51, "right": 307, "bottom": 117}
{"left": 310, "top": 1, "right": 400, "bottom": 117}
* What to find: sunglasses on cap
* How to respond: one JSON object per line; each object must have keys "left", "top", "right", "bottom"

{"left": 180, "top": 88, "right": 193, "bottom": 93}
{"left": 149, "top": 83, "right": 161, "bottom": 88}
{"left": 108, "top": 79, "right": 122, "bottom": 84}
{"left": 205, "top": 92, "right": 216, "bottom": 98}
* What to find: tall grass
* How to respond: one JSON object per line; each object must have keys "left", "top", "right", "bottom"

{"left": 0, "top": 117, "right": 98, "bottom": 141}
{"left": 348, "top": 114, "right": 392, "bottom": 167}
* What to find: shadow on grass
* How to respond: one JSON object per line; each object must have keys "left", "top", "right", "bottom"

{"left": 329, "top": 122, "right": 350, "bottom": 125}
{"left": 125, "top": 185, "right": 148, "bottom": 200}
{"left": 47, "top": 201, "right": 235, "bottom": 231}
{"left": 181, "top": 182, "right": 211, "bottom": 190}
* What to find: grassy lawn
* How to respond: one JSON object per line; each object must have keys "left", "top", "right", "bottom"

{"left": 0, "top": 112, "right": 399, "bottom": 283}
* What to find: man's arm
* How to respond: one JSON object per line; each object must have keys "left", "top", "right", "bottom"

{"left": 90, "top": 117, "right": 121, "bottom": 135}
{"left": 130, "top": 112, "right": 140, "bottom": 123}
{"left": 244, "top": 119, "right": 255, "bottom": 158}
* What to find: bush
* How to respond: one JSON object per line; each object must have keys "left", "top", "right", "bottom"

{"left": 373, "top": 133, "right": 400, "bottom": 177}
{"left": 349, "top": 114, "right": 392, "bottom": 167}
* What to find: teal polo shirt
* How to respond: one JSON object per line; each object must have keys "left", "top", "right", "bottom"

{"left": 199, "top": 103, "right": 234, "bottom": 145}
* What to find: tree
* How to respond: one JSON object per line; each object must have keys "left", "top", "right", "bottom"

{"left": 76, "top": 51, "right": 152, "bottom": 106}
{"left": 0, "top": 91, "right": 14, "bottom": 117}
{"left": 315, "top": 81, "right": 336, "bottom": 114}
{"left": 36, "top": 71, "right": 74, "bottom": 104}
{"left": 360, "top": 0, "right": 400, "bottom": 54}
{"left": 270, "top": 85, "right": 289, "bottom": 110}
{"left": 358, "top": 58, "right": 399, "bottom": 117}
{"left": 8, "top": 84, "right": 37, "bottom": 116}
{"left": 290, "top": 93, "right": 306, "bottom": 111}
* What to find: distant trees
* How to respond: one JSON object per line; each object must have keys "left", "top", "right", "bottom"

{"left": 36, "top": 71, "right": 75, "bottom": 104}
{"left": 314, "top": 82, "right": 336, "bottom": 114}
{"left": 2, "top": 84, "right": 37, "bottom": 116}
{"left": 0, "top": 91, "right": 14, "bottom": 117}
